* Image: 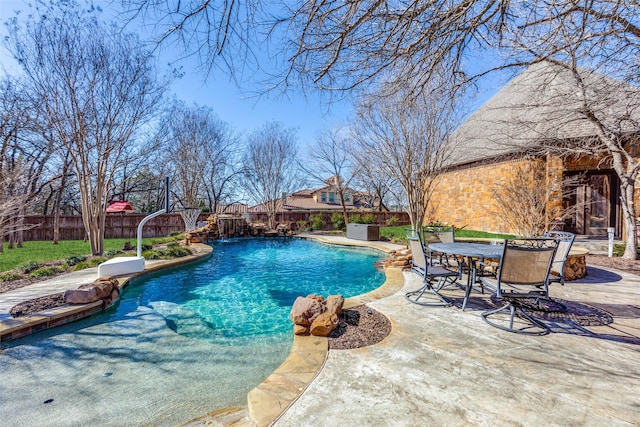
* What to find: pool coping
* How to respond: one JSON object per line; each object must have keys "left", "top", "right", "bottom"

{"left": 245, "top": 236, "right": 406, "bottom": 427}
{"left": 0, "top": 243, "right": 213, "bottom": 342}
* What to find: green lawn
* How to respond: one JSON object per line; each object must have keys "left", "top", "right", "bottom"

{"left": 380, "top": 225, "right": 515, "bottom": 243}
{"left": 0, "top": 238, "right": 157, "bottom": 273}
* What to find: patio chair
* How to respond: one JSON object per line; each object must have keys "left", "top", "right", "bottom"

{"left": 543, "top": 231, "right": 576, "bottom": 286}
{"left": 424, "top": 226, "right": 454, "bottom": 266}
{"left": 479, "top": 238, "right": 561, "bottom": 335}
{"left": 405, "top": 234, "right": 459, "bottom": 307}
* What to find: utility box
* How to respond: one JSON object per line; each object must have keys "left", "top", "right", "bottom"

{"left": 346, "top": 224, "right": 380, "bottom": 241}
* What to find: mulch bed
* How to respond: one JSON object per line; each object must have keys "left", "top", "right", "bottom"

{"left": 328, "top": 305, "right": 391, "bottom": 350}
{"left": 10, "top": 292, "right": 66, "bottom": 317}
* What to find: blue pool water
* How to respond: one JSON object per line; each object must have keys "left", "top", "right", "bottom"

{"left": 0, "top": 238, "right": 385, "bottom": 426}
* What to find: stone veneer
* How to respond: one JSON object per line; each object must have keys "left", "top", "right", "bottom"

{"left": 430, "top": 153, "right": 640, "bottom": 236}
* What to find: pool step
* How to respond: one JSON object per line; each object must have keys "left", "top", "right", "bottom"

{"left": 179, "top": 406, "right": 250, "bottom": 426}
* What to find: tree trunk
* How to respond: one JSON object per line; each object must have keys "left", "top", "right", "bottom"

{"left": 53, "top": 188, "right": 61, "bottom": 245}
{"left": 619, "top": 177, "right": 638, "bottom": 259}
{"left": 7, "top": 217, "right": 14, "bottom": 249}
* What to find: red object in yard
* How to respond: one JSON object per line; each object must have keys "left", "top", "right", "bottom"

{"left": 106, "top": 200, "right": 135, "bottom": 213}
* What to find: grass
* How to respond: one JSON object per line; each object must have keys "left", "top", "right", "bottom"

{"left": 0, "top": 238, "right": 157, "bottom": 273}
{"left": 380, "top": 225, "right": 515, "bottom": 244}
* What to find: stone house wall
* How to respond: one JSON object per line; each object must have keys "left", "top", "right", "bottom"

{"left": 429, "top": 158, "right": 542, "bottom": 234}
{"left": 429, "top": 153, "right": 640, "bottom": 235}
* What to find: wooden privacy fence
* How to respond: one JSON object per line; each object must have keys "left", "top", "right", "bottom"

{"left": 18, "top": 211, "right": 410, "bottom": 241}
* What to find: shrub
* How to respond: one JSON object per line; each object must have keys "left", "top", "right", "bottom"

{"left": 89, "top": 257, "right": 107, "bottom": 266}
{"left": 0, "top": 272, "right": 24, "bottom": 282}
{"left": 611, "top": 243, "right": 639, "bottom": 257}
{"left": 296, "top": 220, "right": 309, "bottom": 231}
{"left": 386, "top": 216, "right": 399, "bottom": 226}
{"left": 65, "top": 255, "right": 87, "bottom": 266}
{"left": 29, "top": 266, "right": 64, "bottom": 278}
{"left": 349, "top": 214, "right": 363, "bottom": 224}
{"left": 19, "top": 260, "right": 43, "bottom": 274}
{"left": 72, "top": 261, "right": 92, "bottom": 271}
{"left": 166, "top": 241, "right": 180, "bottom": 248}
{"left": 349, "top": 213, "right": 376, "bottom": 224}
{"left": 309, "top": 214, "right": 325, "bottom": 231}
{"left": 362, "top": 214, "right": 376, "bottom": 224}
{"left": 164, "top": 246, "right": 192, "bottom": 258}
{"left": 142, "top": 250, "right": 164, "bottom": 260}
{"left": 104, "top": 250, "right": 121, "bottom": 258}
{"left": 331, "top": 212, "right": 345, "bottom": 230}
{"left": 141, "top": 243, "right": 153, "bottom": 251}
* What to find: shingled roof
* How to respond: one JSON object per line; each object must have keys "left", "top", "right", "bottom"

{"left": 447, "top": 61, "right": 640, "bottom": 167}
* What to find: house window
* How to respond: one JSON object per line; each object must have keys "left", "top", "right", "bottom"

{"left": 329, "top": 192, "right": 335, "bottom": 203}
{"left": 321, "top": 192, "right": 327, "bottom": 202}
{"left": 345, "top": 193, "right": 350, "bottom": 202}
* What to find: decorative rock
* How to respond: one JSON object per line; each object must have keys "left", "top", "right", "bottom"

{"left": 106, "top": 289, "right": 120, "bottom": 306}
{"left": 325, "top": 295, "right": 344, "bottom": 316}
{"left": 565, "top": 255, "right": 587, "bottom": 280}
{"left": 64, "top": 287, "right": 100, "bottom": 304}
{"left": 290, "top": 296, "right": 326, "bottom": 326}
{"left": 293, "top": 324, "right": 309, "bottom": 335}
{"left": 306, "top": 294, "right": 325, "bottom": 303}
{"left": 91, "top": 282, "right": 113, "bottom": 299}
{"left": 309, "top": 311, "right": 339, "bottom": 336}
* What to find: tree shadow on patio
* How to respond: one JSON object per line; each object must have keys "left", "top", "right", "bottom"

{"left": 447, "top": 292, "right": 640, "bottom": 345}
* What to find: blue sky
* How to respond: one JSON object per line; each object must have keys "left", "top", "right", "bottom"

{"left": 0, "top": 0, "right": 506, "bottom": 154}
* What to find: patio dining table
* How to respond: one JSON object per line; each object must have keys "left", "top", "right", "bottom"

{"left": 428, "top": 242, "right": 504, "bottom": 310}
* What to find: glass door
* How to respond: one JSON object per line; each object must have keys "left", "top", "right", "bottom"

{"left": 585, "top": 174, "right": 611, "bottom": 235}
{"left": 570, "top": 173, "right": 614, "bottom": 236}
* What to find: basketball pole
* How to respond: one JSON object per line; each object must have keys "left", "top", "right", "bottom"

{"left": 137, "top": 177, "right": 170, "bottom": 257}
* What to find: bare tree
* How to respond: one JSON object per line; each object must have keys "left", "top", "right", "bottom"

{"left": 300, "top": 128, "right": 360, "bottom": 225}
{"left": 6, "top": 2, "right": 166, "bottom": 255}
{"left": 491, "top": 159, "right": 582, "bottom": 237}
{"left": 353, "top": 77, "right": 459, "bottom": 231}
{"left": 159, "top": 101, "right": 241, "bottom": 212}
{"left": 0, "top": 76, "right": 52, "bottom": 251}
{"left": 120, "top": 0, "right": 260, "bottom": 79}
{"left": 241, "top": 121, "right": 299, "bottom": 228}
{"left": 352, "top": 148, "right": 396, "bottom": 213}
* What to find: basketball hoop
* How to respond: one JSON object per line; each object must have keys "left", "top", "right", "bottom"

{"left": 179, "top": 207, "right": 202, "bottom": 231}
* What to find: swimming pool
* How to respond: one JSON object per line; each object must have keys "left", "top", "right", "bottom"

{"left": 0, "top": 238, "right": 385, "bottom": 426}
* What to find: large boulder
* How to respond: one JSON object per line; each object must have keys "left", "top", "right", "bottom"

{"left": 64, "top": 287, "right": 100, "bottom": 304}
{"left": 290, "top": 296, "right": 326, "bottom": 326}
{"left": 309, "top": 311, "right": 339, "bottom": 337}
{"left": 82, "top": 278, "right": 117, "bottom": 299}
{"left": 326, "top": 295, "right": 345, "bottom": 316}
{"left": 66, "top": 277, "right": 120, "bottom": 305}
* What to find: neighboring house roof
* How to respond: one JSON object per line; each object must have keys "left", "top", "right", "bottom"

{"left": 447, "top": 61, "right": 640, "bottom": 167}
{"left": 106, "top": 200, "right": 134, "bottom": 213}
{"left": 249, "top": 187, "right": 379, "bottom": 213}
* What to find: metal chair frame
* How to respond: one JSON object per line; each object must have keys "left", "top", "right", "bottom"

{"left": 543, "top": 231, "right": 576, "bottom": 286}
{"left": 404, "top": 234, "right": 459, "bottom": 307}
{"left": 480, "top": 238, "right": 561, "bottom": 335}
